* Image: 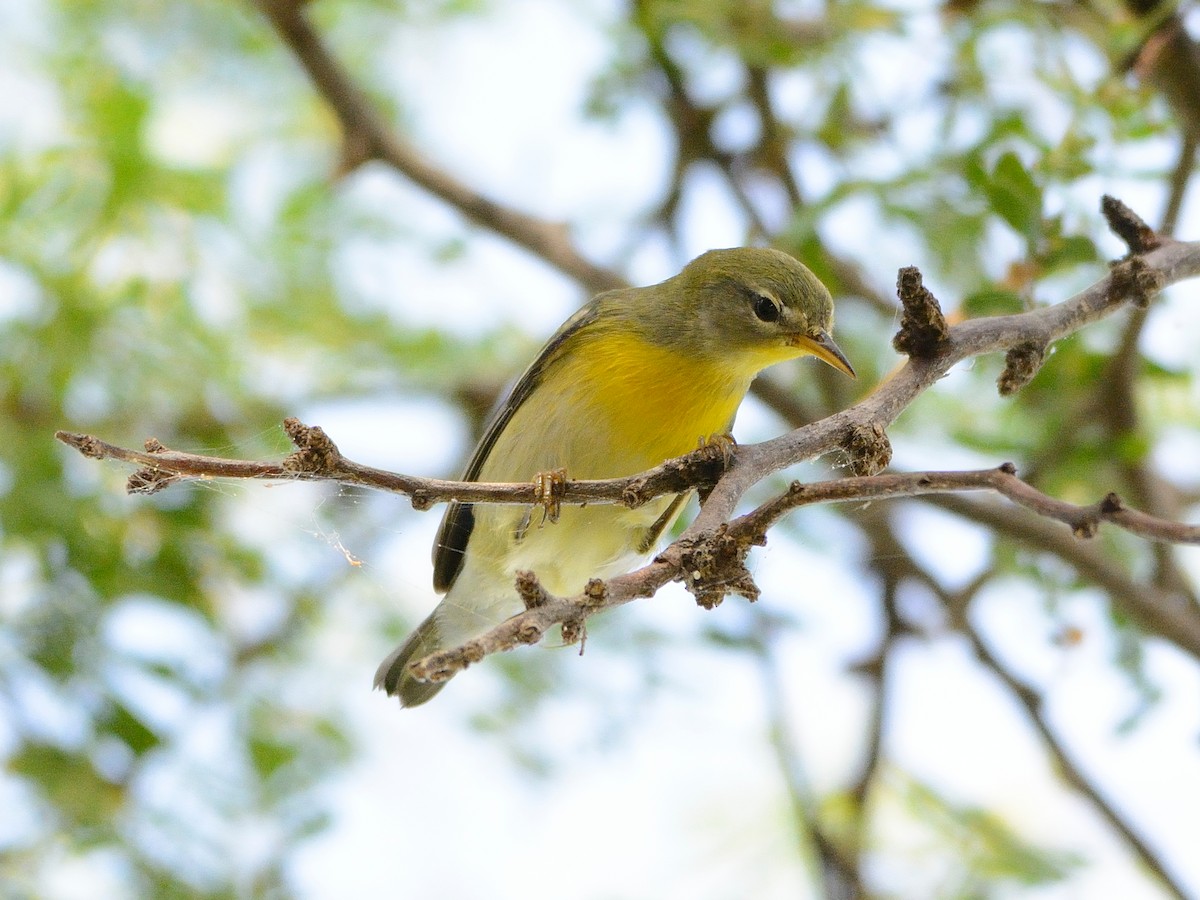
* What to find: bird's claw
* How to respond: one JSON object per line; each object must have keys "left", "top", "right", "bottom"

{"left": 698, "top": 433, "right": 738, "bottom": 468}
{"left": 533, "top": 468, "right": 568, "bottom": 524}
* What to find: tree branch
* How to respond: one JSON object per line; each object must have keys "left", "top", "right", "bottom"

{"left": 924, "top": 494, "right": 1200, "bottom": 662}
{"left": 700, "top": 236, "right": 1199, "bottom": 531}
{"left": 254, "top": 0, "right": 624, "bottom": 296}
{"left": 753, "top": 621, "right": 866, "bottom": 900}
{"left": 55, "top": 431, "right": 1200, "bottom": 549}
{"left": 54, "top": 418, "right": 731, "bottom": 511}
{"left": 401, "top": 461, "right": 1200, "bottom": 684}
{"left": 730, "top": 465, "right": 1200, "bottom": 546}
{"left": 965, "top": 622, "right": 1191, "bottom": 900}
{"left": 867, "top": 516, "right": 1192, "bottom": 900}
{"left": 58, "top": 222, "right": 1200, "bottom": 678}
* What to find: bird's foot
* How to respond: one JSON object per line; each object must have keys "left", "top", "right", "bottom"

{"left": 533, "top": 467, "right": 568, "bottom": 524}
{"left": 698, "top": 433, "right": 738, "bottom": 468}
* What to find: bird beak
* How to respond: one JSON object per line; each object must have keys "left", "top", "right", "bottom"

{"left": 790, "top": 329, "right": 856, "bottom": 378}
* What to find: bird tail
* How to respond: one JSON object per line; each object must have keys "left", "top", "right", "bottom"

{"left": 373, "top": 612, "right": 447, "bottom": 707}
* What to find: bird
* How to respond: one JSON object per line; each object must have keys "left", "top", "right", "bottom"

{"left": 375, "top": 247, "right": 854, "bottom": 706}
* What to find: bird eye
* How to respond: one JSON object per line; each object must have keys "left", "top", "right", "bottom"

{"left": 752, "top": 293, "right": 780, "bottom": 323}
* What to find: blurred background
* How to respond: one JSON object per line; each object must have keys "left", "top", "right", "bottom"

{"left": 2, "top": 0, "right": 1199, "bottom": 897}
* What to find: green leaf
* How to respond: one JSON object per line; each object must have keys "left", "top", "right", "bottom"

{"left": 961, "top": 287, "right": 1025, "bottom": 317}
{"left": 249, "top": 736, "right": 300, "bottom": 781}
{"left": 10, "top": 743, "right": 124, "bottom": 832}
{"left": 987, "top": 151, "right": 1043, "bottom": 245}
{"left": 102, "top": 702, "right": 162, "bottom": 758}
{"left": 1040, "top": 233, "right": 1100, "bottom": 271}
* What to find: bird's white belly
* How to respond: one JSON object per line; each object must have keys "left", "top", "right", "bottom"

{"left": 433, "top": 496, "right": 679, "bottom": 645}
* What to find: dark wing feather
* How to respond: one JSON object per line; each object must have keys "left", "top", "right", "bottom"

{"left": 431, "top": 300, "right": 612, "bottom": 593}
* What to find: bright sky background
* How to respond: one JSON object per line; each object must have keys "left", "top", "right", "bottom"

{"left": 5, "top": 0, "right": 1200, "bottom": 897}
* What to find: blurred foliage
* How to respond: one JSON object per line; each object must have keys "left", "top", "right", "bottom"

{"left": 890, "top": 774, "right": 1086, "bottom": 894}
{"left": 2, "top": 0, "right": 1199, "bottom": 897}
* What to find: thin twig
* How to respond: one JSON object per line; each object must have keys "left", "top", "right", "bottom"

{"left": 965, "top": 624, "right": 1191, "bottom": 900}
{"left": 730, "top": 465, "right": 1200, "bottom": 546}
{"left": 845, "top": 508, "right": 913, "bottom": 887}
{"left": 254, "top": 0, "right": 624, "bottom": 296}
{"left": 1161, "top": 130, "right": 1197, "bottom": 237}
{"left": 753, "top": 622, "right": 865, "bottom": 900}
{"left": 54, "top": 419, "right": 730, "bottom": 510}
{"left": 1099, "top": 302, "right": 1199, "bottom": 604}
{"left": 876, "top": 530, "right": 1191, "bottom": 900}
{"left": 56, "top": 426, "right": 1200, "bottom": 550}
{"left": 925, "top": 494, "right": 1200, "bottom": 663}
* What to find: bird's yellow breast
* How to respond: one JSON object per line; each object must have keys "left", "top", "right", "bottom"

{"left": 550, "top": 329, "right": 764, "bottom": 469}
{"left": 477, "top": 325, "right": 797, "bottom": 485}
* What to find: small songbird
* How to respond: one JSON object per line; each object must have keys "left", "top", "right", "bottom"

{"left": 375, "top": 247, "right": 855, "bottom": 706}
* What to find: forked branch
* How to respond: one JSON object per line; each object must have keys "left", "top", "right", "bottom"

{"left": 55, "top": 205, "right": 1200, "bottom": 683}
